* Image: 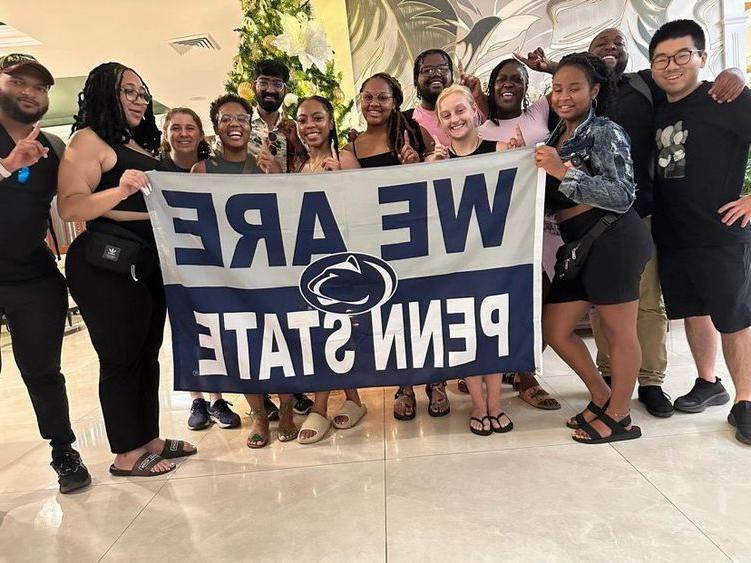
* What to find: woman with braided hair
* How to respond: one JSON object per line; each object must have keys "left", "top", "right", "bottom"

{"left": 59, "top": 63, "right": 196, "bottom": 476}
{"left": 536, "top": 52, "right": 651, "bottom": 444}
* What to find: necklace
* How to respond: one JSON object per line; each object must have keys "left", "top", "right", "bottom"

{"left": 449, "top": 136, "right": 481, "bottom": 157}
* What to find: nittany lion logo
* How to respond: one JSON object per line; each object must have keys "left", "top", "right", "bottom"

{"left": 299, "top": 253, "right": 398, "bottom": 315}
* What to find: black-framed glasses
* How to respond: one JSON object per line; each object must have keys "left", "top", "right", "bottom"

{"left": 651, "top": 48, "right": 703, "bottom": 70}
{"left": 358, "top": 92, "right": 393, "bottom": 104}
{"left": 120, "top": 87, "right": 152, "bottom": 103}
{"left": 418, "top": 64, "right": 451, "bottom": 77}
{"left": 255, "top": 78, "right": 286, "bottom": 90}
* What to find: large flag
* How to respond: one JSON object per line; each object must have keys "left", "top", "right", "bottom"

{"left": 146, "top": 149, "right": 544, "bottom": 394}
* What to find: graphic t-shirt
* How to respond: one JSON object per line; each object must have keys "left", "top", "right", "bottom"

{"left": 653, "top": 82, "right": 751, "bottom": 248}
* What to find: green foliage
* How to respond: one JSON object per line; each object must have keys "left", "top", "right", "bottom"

{"left": 227, "top": 0, "right": 353, "bottom": 142}
{"left": 744, "top": 148, "right": 751, "bottom": 196}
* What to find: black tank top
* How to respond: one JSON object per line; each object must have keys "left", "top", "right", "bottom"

{"left": 448, "top": 139, "right": 497, "bottom": 158}
{"left": 90, "top": 143, "right": 162, "bottom": 243}
{"left": 351, "top": 139, "right": 400, "bottom": 168}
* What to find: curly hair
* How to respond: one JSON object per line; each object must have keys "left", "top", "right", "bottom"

{"left": 487, "top": 58, "right": 530, "bottom": 124}
{"left": 208, "top": 93, "right": 253, "bottom": 129}
{"left": 555, "top": 52, "right": 616, "bottom": 117}
{"left": 413, "top": 49, "right": 453, "bottom": 95}
{"left": 296, "top": 95, "right": 339, "bottom": 157}
{"left": 71, "top": 62, "right": 160, "bottom": 154}
{"left": 360, "top": 73, "right": 425, "bottom": 160}
{"left": 160, "top": 107, "right": 211, "bottom": 161}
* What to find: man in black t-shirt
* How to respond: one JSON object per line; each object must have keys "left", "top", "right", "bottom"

{"left": 650, "top": 20, "right": 751, "bottom": 446}
{"left": 0, "top": 54, "right": 91, "bottom": 491}
{"left": 516, "top": 31, "right": 747, "bottom": 419}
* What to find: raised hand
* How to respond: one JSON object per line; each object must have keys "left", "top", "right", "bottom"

{"left": 427, "top": 142, "right": 449, "bottom": 161}
{"left": 256, "top": 137, "right": 282, "bottom": 173}
{"left": 508, "top": 124, "right": 526, "bottom": 149}
{"left": 1, "top": 123, "right": 49, "bottom": 173}
{"left": 458, "top": 59, "right": 482, "bottom": 97}
{"left": 399, "top": 130, "right": 420, "bottom": 164}
{"left": 322, "top": 139, "right": 342, "bottom": 171}
{"left": 514, "top": 48, "right": 555, "bottom": 74}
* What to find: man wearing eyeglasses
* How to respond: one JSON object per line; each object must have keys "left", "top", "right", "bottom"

{"left": 649, "top": 20, "right": 751, "bottom": 445}
{"left": 0, "top": 54, "right": 91, "bottom": 492}
{"left": 248, "top": 59, "right": 304, "bottom": 173}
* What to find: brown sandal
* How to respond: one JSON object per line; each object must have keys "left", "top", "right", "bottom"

{"left": 393, "top": 387, "right": 416, "bottom": 420}
{"left": 425, "top": 382, "right": 450, "bottom": 417}
{"left": 519, "top": 386, "right": 561, "bottom": 410}
{"left": 159, "top": 439, "right": 198, "bottom": 459}
{"left": 247, "top": 407, "right": 270, "bottom": 448}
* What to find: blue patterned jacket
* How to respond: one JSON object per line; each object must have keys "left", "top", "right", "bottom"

{"left": 549, "top": 109, "right": 636, "bottom": 214}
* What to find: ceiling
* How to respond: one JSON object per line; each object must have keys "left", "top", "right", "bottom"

{"left": 0, "top": 0, "right": 244, "bottom": 131}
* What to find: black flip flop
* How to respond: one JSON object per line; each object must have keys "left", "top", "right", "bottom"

{"left": 572, "top": 413, "right": 642, "bottom": 444}
{"left": 489, "top": 412, "right": 514, "bottom": 433}
{"left": 470, "top": 415, "right": 493, "bottom": 436}
{"left": 109, "top": 453, "right": 175, "bottom": 477}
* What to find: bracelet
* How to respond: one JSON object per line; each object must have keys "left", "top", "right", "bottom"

{"left": 0, "top": 160, "right": 11, "bottom": 179}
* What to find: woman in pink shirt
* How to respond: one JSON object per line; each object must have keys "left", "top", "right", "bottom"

{"left": 477, "top": 58, "right": 562, "bottom": 411}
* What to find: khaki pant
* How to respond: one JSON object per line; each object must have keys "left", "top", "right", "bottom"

{"left": 590, "top": 216, "right": 668, "bottom": 386}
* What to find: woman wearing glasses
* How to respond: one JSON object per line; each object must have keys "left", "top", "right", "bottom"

{"left": 59, "top": 63, "right": 196, "bottom": 477}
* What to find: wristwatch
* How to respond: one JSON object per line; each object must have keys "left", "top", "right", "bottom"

{"left": 0, "top": 159, "right": 11, "bottom": 179}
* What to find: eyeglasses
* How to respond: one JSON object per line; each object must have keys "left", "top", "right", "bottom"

{"left": 651, "top": 48, "right": 703, "bottom": 70}
{"left": 418, "top": 64, "right": 451, "bottom": 77}
{"left": 255, "top": 78, "right": 286, "bottom": 90}
{"left": 120, "top": 87, "right": 152, "bottom": 103}
{"left": 218, "top": 113, "right": 251, "bottom": 125}
{"left": 358, "top": 92, "right": 393, "bottom": 104}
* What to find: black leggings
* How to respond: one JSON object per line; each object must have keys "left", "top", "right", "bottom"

{"left": 0, "top": 272, "right": 75, "bottom": 458}
{"left": 65, "top": 231, "right": 166, "bottom": 454}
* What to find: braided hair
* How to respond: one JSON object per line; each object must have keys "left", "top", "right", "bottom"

{"left": 487, "top": 58, "right": 530, "bottom": 124}
{"left": 360, "top": 73, "right": 425, "bottom": 160}
{"left": 160, "top": 107, "right": 211, "bottom": 161}
{"left": 72, "top": 62, "right": 160, "bottom": 155}
{"left": 555, "top": 52, "right": 616, "bottom": 117}
{"left": 413, "top": 49, "right": 453, "bottom": 96}
{"left": 296, "top": 95, "right": 340, "bottom": 160}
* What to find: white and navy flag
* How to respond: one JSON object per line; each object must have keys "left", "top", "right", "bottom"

{"left": 145, "top": 149, "right": 545, "bottom": 394}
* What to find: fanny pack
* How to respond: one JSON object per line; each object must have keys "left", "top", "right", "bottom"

{"left": 84, "top": 222, "right": 157, "bottom": 282}
{"left": 555, "top": 213, "right": 620, "bottom": 280}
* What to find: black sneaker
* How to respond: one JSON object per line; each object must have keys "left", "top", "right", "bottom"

{"left": 50, "top": 450, "right": 91, "bottom": 494}
{"left": 674, "top": 377, "right": 731, "bottom": 413}
{"left": 638, "top": 385, "right": 674, "bottom": 418}
{"left": 293, "top": 393, "right": 314, "bottom": 415}
{"left": 728, "top": 401, "right": 751, "bottom": 445}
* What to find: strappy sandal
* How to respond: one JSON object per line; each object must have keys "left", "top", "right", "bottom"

{"left": 393, "top": 386, "right": 416, "bottom": 420}
{"left": 573, "top": 413, "right": 642, "bottom": 444}
{"left": 159, "top": 438, "right": 197, "bottom": 459}
{"left": 519, "top": 386, "right": 562, "bottom": 410}
{"left": 425, "top": 382, "right": 450, "bottom": 417}
{"left": 566, "top": 399, "right": 610, "bottom": 430}
{"left": 457, "top": 379, "right": 469, "bottom": 393}
{"left": 277, "top": 401, "right": 299, "bottom": 443}
{"left": 488, "top": 412, "right": 514, "bottom": 433}
{"left": 469, "top": 415, "right": 493, "bottom": 436}
{"left": 502, "top": 373, "right": 516, "bottom": 386}
{"left": 246, "top": 407, "right": 270, "bottom": 449}
{"left": 109, "top": 452, "right": 175, "bottom": 477}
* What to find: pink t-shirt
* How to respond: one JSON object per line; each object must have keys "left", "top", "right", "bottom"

{"left": 412, "top": 105, "right": 450, "bottom": 146}
{"left": 478, "top": 96, "right": 550, "bottom": 146}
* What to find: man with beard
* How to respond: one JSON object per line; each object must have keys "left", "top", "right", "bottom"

{"left": 0, "top": 54, "right": 91, "bottom": 493}
{"left": 406, "top": 49, "right": 488, "bottom": 147}
{"left": 516, "top": 31, "right": 746, "bottom": 419}
{"left": 248, "top": 59, "right": 305, "bottom": 173}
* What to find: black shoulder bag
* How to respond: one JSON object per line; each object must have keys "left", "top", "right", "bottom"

{"left": 554, "top": 213, "right": 620, "bottom": 281}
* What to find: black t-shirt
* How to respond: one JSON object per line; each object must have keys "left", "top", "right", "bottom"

{"left": 653, "top": 82, "right": 751, "bottom": 248}
{"left": 605, "top": 70, "right": 666, "bottom": 218}
{"left": 448, "top": 139, "right": 497, "bottom": 157}
{"left": 160, "top": 155, "right": 191, "bottom": 173}
{"left": 0, "top": 124, "right": 60, "bottom": 283}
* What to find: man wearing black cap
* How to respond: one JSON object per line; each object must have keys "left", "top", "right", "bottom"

{"left": 0, "top": 54, "right": 91, "bottom": 493}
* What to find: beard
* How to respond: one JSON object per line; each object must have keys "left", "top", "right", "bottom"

{"left": 418, "top": 86, "right": 441, "bottom": 105}
{"left": 257, "top": 92, "right": 282, "bottom": 112}
{"left": 0, "top": 90, "right": 48, "bottom": 124}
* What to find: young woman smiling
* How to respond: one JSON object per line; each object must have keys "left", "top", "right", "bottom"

{"left": 159, "top": 107, "right": 210, "bottom": 173}
{"left": 536, "top": 53, "right": 652, "bottom": 444}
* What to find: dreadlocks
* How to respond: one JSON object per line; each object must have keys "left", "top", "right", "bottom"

{"left": 72, "top": 62, "right": 160, "bottom": 155}
{"left": 360, "top": 73, "right": 425, "bottom": 160}
{"left": 555, "top": 52, "right": 617, "bottom": 117}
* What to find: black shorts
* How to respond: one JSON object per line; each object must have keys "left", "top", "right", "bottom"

{"left": 657, "top": 243, "right": 751, "bottom": 333}
{"left": 547, "top": 208, "right": 653, "bottom": 305}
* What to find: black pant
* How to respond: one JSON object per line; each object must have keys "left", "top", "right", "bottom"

{"left": 0, "top": 272, "right": 76, "bottom": 458}
{"left": 65, "top": 231, "right": 166, "bottom": 454}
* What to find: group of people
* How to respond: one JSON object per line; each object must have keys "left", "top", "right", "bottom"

{"left": 1, "top": 17, "right": 750, "bottom": 495}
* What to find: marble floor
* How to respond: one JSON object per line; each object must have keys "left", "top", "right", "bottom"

{"left": 0, "top": 320, "right": 748, "bottom": 563}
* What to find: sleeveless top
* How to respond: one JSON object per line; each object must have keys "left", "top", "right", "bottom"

{"left": 90, "top": 143, "right": 162, "bottom": 243}
{"left": 448, "top": 139, "right": 497, "bottom": 158}
{"left": 205, "top": 154, "right": 261, "bottom": 174}
{"left": 350, "top": 139, "right": 400, "bottom": 168}
{"left": 160, "top": 155, "right": 191, "bottom": 173}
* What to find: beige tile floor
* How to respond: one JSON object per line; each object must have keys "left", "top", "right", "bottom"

{"left": 0, "top": 320, "right": 748, "bottom": 562}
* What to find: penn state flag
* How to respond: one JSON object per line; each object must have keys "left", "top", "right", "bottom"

{"left": 145, "top": 149, "right": 544, "bottom": 393}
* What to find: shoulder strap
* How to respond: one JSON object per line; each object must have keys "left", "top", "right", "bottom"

{"left": 624, "top": 72, "right": 653, "bottom": 109}
{"left": 586, "top": 213, "right": 620, "bottom": 240}
{"left": 403, "top": 108, "right": 415, "bottom": 121}
{"left": 40, "top": 131, "right": 65, "bottom": 159}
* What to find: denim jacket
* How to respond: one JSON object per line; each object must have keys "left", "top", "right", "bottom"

{"left": 548, "top": 109, "right": 636, "bottom": 214}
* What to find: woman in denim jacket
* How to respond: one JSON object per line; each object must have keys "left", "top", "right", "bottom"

{"left": 535, "top": 53, "right": 652, "bottom": 444}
